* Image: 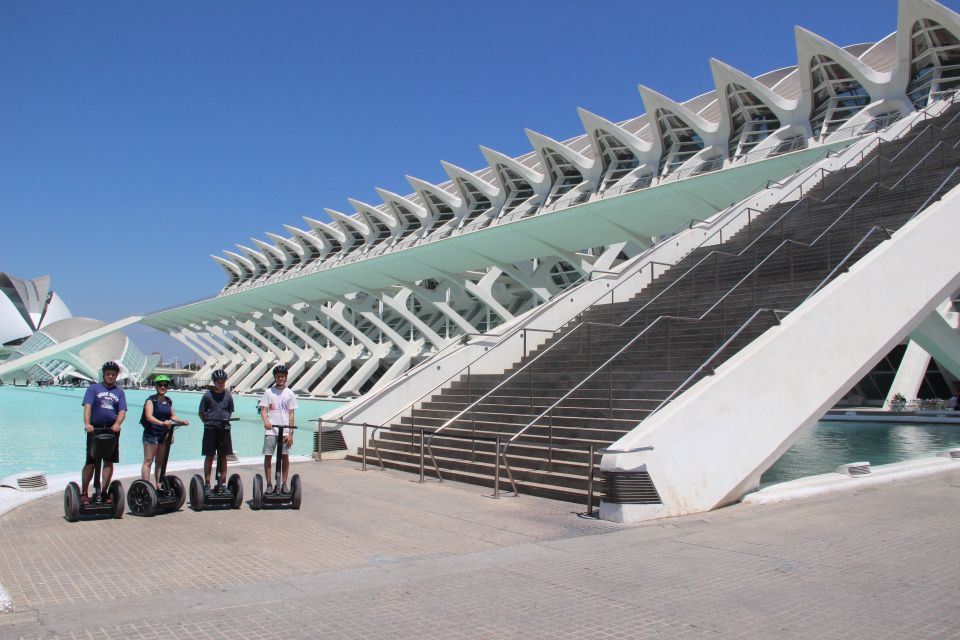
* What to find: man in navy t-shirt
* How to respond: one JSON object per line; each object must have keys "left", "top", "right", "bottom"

{"left": 80, "top": 361, "right": 127, "bottom": 503}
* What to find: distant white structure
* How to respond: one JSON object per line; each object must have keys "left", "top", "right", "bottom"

{"left": 0, "top": 273, "right": 157, "bottom": 385}
{"left": 0, "top": 272, "right": 72, "bottom": 358}
{"left": 1, "top": 317, "right": 158, "bottom": 385}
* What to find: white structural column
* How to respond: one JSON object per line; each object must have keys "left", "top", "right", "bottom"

{"left": 601, "top": 184, "right": 960, "bottom": 522}
{"left": 884, "top": 298, "right": 960, "bottom": 403}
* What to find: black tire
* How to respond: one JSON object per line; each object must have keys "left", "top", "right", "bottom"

{"left": 109, "top": 481, "right": 125, "bottom": 519}
{"left": 290, "top": 474, "right": 302, "bottom": 510}
{"left": 127, "top": 480, "right": 158, "bottom": 517}
{"left": 228, "top": 474, "right": 243, "bottom": 509}
{"left": 189, "top": 474, "right": 205, "bottom": 511}
{"left": 168, "top": 475, "right": 186, "bottom": 511}
{"left": 252, "top": 474, "right": 263, "bottom": 510}
{"left": 64, "top": 482, "right": 81, "bottom": 522}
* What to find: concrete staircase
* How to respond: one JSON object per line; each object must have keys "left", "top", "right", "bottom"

{"left": 347, "top": 102, "right": 960, "bottom": 503}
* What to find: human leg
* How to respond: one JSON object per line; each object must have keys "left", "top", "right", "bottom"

{"left": 81, "top": 463, "right": 93, "bottom": 500}
{"left": 142, "top": 444, "right": 157, "bottom": 483}
{"left": 281, "top": 454, "right": 290, "bottom": 486}
{"left": 203, "top": 455, "right": 214, "bottom": 486}
{"left": 102, "top": 463, "right": 113, "bottom": 491}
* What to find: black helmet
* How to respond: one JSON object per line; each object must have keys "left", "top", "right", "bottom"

{"left": 102, "top": 361, "right": 120, "bottom": 373}
{"left": 211, "top": 369, "right": 228, "bottom": 381}
{"left": 272, "top": 364, "right": 288, "bottom": 375}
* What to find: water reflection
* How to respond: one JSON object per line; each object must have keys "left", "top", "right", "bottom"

{"left": 761, "top": 421, "right": 960, "bottom": 486}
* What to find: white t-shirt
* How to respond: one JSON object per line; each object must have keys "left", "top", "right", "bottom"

{"left": 258, "top": 386, "right": 297, "bottom": 437}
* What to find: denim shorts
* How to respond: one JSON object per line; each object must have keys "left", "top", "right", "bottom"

{"left": 142, "top": 426, "right": 166, "bottom": 445}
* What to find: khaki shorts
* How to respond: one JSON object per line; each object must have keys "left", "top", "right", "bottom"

{"left": 262, "top": 434, "right": 291, "bottom": 456}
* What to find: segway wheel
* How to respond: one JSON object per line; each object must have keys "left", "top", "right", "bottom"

{"left": 168, "top": 475, "right": 186, "bottom": 511}
{"left": 64, "top": 482, "right": 81, "bottom": 522}
{"left": 189, "top": 474, "right": 205, "bottom": 511}
{"left": 290, "top": 474, "right": 302, "bottom": 510}
{"left": 252, "top": 474, "right": 263, "bottom": 510}
{"left": 228, "top": 474, "right": 243, "bottom": 509}
{"left": 109, "top": 481, "right": 125, "bottom": 519}
{"left": 127, "top": 480, "right": 158, "bottom": 517}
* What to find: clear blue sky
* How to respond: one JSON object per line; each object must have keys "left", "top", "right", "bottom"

{"left": 3, "top": 0, "right": 957, "bottom": 361}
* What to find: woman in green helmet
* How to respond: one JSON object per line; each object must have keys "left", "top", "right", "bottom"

{"left": 140, "top": 375, "right": 189, "bottom": 486}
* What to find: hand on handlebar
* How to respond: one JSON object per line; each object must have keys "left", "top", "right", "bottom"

{"left": 84, "top": 424, "right": 94, "bottom": 433}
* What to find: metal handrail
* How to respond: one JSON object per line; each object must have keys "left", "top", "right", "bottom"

{"left": 336, "top": 209, "right": 729, "bottom": 430}
{"left": 649, "top": 164, "right": 958, "bottom": 421}
{"left": 503, "top": 120, "right": 959, "bottom": 458}
{"left": 421, "top": 106, "right": 954, "bottom": 449}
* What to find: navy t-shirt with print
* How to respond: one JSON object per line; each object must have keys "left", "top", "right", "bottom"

{"left": 83, "top": 382, "right": 127, "bottom": 427}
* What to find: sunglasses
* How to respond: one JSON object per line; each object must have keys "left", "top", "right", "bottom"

{"left": 157, "top": 382, "right": 170, "bottom": 387}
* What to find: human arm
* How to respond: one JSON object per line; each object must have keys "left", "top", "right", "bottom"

{"left": 83, "top": 403, "right": 94, "bottom": 433}
{"left": 286, "top": 409, "right": 295, "bottom": 445}
{"left": 260, "top": 405, "right": 271, "bottom": 430}
{"left": 112, "top": 410, "right": 126, "bottom": 433}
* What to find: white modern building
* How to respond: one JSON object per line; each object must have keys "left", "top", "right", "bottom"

{"left": 0, "top": 273, "right": 157, "bottom": 385}
{"left": 1, "top": 317, "right": 158, "bottom": 385}
{"left": 0, "top": 273, "right": 72, "bottom": 360}
{"left": 6, "top": 0, "right": 960, "bottom": 519}
{"left": 140, "top": 0, "right": 960, "bottom": 400}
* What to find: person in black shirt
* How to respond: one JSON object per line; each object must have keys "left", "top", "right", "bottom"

{"left": 198, "top": 370, "right": 235, "bottom": 488}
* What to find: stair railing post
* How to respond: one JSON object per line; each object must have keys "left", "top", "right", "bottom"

{"left": 361, "top": 423, "right": 368, "bottom": 471}
{"left": 714, "top": 252, "right": 719, "bottom": 297}
{"left": 548, "top": 411, "right": 554, "bottom": 472}
{"left": 666, "top": 321, "right": 672, "bottom": 371}
{"left": 419, "top": 428, "right": 425, "bottom": 484}
{"left": 523, "top": 329, "right": 527, "bottom": 359}
{"left": 466, "top": 365, "right": 471, "bottom": 403}
{"left": 587, "top": 322, "right": 592, "bottom": 369}
{"left": 788, "top": 241, "right": 794, "bottom": 288}
{"left": 529, "top": 352, "right": 534, "bottom": 411}
{"left": 587, "top": 445, "right": 595, "bottom": 516}
{"left": 317, "top": 418, "right": 323, "bottom": 462}
{"left": 608, "top": 362, "right": 614, "bottom": 418}
{"left": 610, "top": 289, "right": 614, "bottom": 324}
{"left": 494, "top": 437, "right": 501, "bottom": 499}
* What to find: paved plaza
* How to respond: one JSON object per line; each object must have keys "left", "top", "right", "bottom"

{"left": 0, "top": 460, "right": 958, "bottom": 639}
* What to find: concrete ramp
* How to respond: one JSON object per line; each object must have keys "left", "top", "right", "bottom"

{"left": 601, "top": 183, "right": 960, "bottom": 522}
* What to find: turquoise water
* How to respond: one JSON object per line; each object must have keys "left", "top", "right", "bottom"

{"left": 761, "top": 420, "right": 960, "bottom": 486}
{"left": 3, "top": 387, "right": 960, "bottom": 485}
{"left": 0, "top": 387, "right": 343, "bottom": 478}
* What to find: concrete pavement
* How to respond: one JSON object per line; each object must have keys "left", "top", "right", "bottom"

{"left": 1, "top": 459, "right": 958, "bottom": 639}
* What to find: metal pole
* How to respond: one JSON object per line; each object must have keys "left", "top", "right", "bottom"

{"left": 317, "top": 418, "right": 323, "bottom": 462}
{"left": 494, "top": 437, "right": 501, "bottom": 499}
{"left": 419, "top": 428, "right": 425, "bottom": 484}
{"left": 548, "top": 412, "right": 554, "bottom": 472}
{"left": 361, "top": 423, "right": 368, "bottom": 471}
{"left": 587, "top": 445, "right": 595, "bottom": 516}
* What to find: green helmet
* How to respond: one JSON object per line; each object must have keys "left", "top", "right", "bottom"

{"left": 154, "top": 374, "right": 172, "bottom": 385}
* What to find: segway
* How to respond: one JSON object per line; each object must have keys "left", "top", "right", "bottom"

{"left": 251, "top": 424, "right": 301, "bottom": 510}
{"left": 127, "top": 420, "right": 188, "bottom": 516}
{"left": 63, "top": 428, "right": 125, "bottom": 522}
{"left": 189, "top": 419, "right": 242, "bottom": 511}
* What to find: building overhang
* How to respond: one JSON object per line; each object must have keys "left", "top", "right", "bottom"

{"left": 141, "top": 142, "right": 847, "bottom": 331}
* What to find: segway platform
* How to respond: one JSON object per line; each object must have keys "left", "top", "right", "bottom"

{"left": 251, "top": 425, "right": 302, "bottom": 510}
{"left": 189, "top": 419, "right": 242, "bottom": 511}
{"left": 127, "top": 420, "right": 188, "bottom": 517}
{"left": 63, "top": 430, "right": 125, "bottom": 522}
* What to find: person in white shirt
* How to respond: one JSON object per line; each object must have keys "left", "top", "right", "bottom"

{"left": 258, "top": 364, "right": 297, "bottom": 493}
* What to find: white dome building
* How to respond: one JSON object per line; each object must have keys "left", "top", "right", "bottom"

{"left": 2, "top": 317, "right": 158, "bottom": 385}
{"left": 0, "top": 272, "right": 72, "bottom": 358}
